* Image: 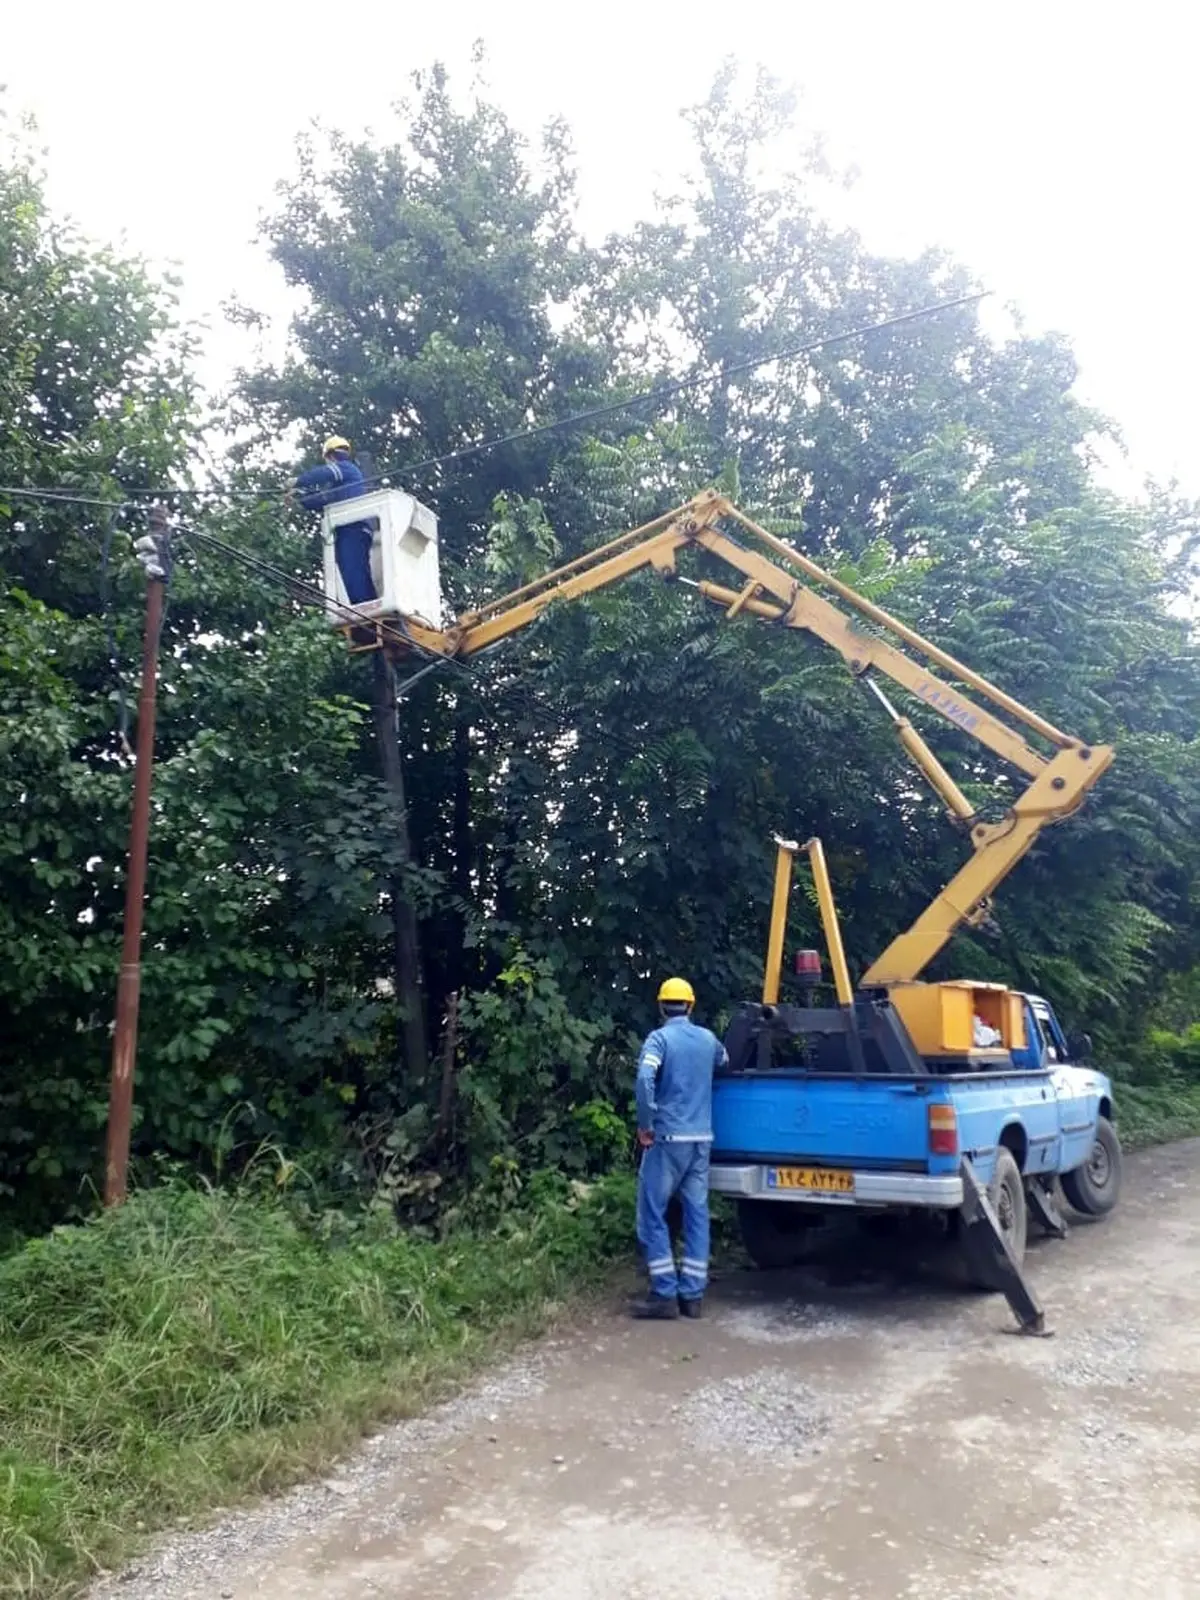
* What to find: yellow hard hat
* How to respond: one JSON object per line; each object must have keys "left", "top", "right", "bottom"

{"left": 657, "top": 977, "right": 696, "bottom": 1006}
{"left": 322, "top": 434, "right": 352, "bottom": 456}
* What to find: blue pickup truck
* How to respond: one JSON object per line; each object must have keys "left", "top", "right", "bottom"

{"left": 709, "top": 988, "right": 1123, "bottom": 1292}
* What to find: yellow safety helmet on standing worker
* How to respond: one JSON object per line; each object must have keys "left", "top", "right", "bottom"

{"left": 322, "top": 435, "right": 353, "bottom": 458}
{"left": 657, "top": 977, "right": 695, "bottom": 1007}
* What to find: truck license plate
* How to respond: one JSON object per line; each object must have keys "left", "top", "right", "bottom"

{"left": 767, "top": 1166, "right": 855, "bottom": 1195}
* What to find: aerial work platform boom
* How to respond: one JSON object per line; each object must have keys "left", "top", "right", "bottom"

{"left": 326, "top": 487, "right": 1113, "bottom": 989}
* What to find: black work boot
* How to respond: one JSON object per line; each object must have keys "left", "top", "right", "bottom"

{"left": 630, "top": 1293, "right": 679, "bottom": 1321}
{"left": 678, "top": 1297, "right": 704, "bottom": 1319}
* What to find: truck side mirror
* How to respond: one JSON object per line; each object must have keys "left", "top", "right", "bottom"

{"left": 1067, "top": 1031, "right": 1093, "bottom": 1061}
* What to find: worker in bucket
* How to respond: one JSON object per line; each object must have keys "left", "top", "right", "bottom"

{"left": 631, "top": 977, "right": 728, "bottom": 1320}
{"left": 293, "top": 435, "right": 376, "bottom": 605}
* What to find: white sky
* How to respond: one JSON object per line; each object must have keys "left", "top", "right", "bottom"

{"left": 7, "top": 0, "right": 1199, "bottom": 496}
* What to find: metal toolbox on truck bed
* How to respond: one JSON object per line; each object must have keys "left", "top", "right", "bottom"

{"left": 887, "top": 981, "right": 1026, "bottom": 1057}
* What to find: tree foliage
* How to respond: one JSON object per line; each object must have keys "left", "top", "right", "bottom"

{"left": 3, "top": 67, "right": 1199, "bottom": 1226}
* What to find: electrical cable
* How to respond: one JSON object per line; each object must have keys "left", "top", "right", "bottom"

{"left": 0, "top": 289, "right": 988, "bottom": 511}
{"left": 0, "top": 485, "right": 135, "bottom": 509}
{"left": 6, "top": 281, "right": 991, "bottom": 769}
{"left": 173, "top": 517, "right": 670, "bottom": 767}
{"left": 63, "top": 484, "right": 975, "bottom": 815}
{"left": 16, "top": 471, "right": 1000, "bottom": 788}
{"left": 177, "top": 523, "right": 437, "bottom": 661}
{"left": 376, "top": 291, "right": 989, "bottom": 494}
{"left": 171, "top": 513, "right": 1025, "bottom": 807}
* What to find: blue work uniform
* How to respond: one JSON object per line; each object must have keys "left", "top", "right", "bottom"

{"left": 295, "top": 457, "right": 375, "bottom": 604}
{"left": 635, "top": 1014, "right": 728, "bottom": 1302}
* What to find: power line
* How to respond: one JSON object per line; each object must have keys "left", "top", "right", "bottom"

{"left": 14, "top": 476, "right": 743, "bottom": 760}
{"left": 0, "top": 289, "right": 988, "bottom": 512}
{"left": 51, "top": 485, "right": 923, "bottom": 791}
{"left": 0, "top": 486, "right": 135, "bottom": 510}
{"left": 172, "top": 518, "right": 675, "bottom": 767}
{"left": 178, "top": 523, "right": 439, "bottom": 661}
{"left": 0, "top": 285, "right": 990, "bottom": 762}
{"left": 380, "top": 291, "right": 989, "bottom": 492}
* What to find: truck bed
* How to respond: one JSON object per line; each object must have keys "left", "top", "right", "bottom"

{"left": 709, "top": 1064, "right": 1077, "bottom": 1210}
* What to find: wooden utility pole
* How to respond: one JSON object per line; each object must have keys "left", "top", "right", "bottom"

{"left": 436, "top": 991, "right": 460, "bottom": 1153}
{"left": 104, "top": 505, "right": 169, "bottom": 1206}
{"left": 371, "top": 650, "right": 430, "bottom": 1081}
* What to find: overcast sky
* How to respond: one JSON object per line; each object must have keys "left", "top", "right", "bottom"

{"left": 7, "top": 0, "right": 1198, "bottom": 496}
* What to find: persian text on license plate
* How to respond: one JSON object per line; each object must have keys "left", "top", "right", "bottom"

{"left": 766, "top": 1166, "right": 855, "bottom": 1195}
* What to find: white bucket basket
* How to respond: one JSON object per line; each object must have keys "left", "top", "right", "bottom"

{"left": 322, "top": 489, "right": 442, "bottom": 628}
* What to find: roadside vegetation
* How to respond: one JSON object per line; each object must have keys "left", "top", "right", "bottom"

{"left": 1109, "top": 1019, "right": 1200, "bottom": 1148}
{"left": 0, "top": 1171, "right": 634, "bottom": 1599}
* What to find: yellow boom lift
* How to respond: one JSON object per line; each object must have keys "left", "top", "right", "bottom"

{"left": 323, "top": 487, "right": 1113, "bottom": 1051}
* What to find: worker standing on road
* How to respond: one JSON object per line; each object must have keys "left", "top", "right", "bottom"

{"left": 292, "top": 435, "right": 377, "bottom": 605}
{"left": 631, "top": 977, "right": 728, "bottom": 1321}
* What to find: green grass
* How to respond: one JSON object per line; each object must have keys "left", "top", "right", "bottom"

{"left": 0, "top": 1175, "right": 634, "bottom": 1600}
{"left": 1116, "top": 1082, "right": 1200, "bottom": 1150}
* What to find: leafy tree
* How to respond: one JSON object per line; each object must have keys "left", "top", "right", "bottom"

{"left": 5, "top": 60, "right": 1200, "bottom": 1227}
{"left": 0, "top": 124, "right": 198, "bottom": 1214}
{"left": 483, "top": 67, "right": 1200, "bottom": 1054}
{"left": 239, "top": 56, "right": 1200, "bottom": 1093}
{"left": 235, "top": 65, "right": 634, "bottom": 1057}
{"left": 0, "top": 133, "right": 440, "bottom": 1220}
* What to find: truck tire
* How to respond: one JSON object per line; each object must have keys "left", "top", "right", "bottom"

{"left": 1061, "top": 1116, "right": 1123, "bottom": 1217}
{"left": 737, "top": 1199, "right": 815, "bottom": 1270}
{"left": 961, "top": 1147, "right": 1027, "bottom": 1289}
{"left": 990, "top": 1147, "right": 1028, "bottom": 1266}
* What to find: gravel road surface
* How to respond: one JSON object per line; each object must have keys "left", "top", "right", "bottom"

{"left": 92, "top": 1140, "right": 1200, "bottom": 1599}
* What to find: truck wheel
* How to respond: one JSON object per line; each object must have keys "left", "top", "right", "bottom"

{"left": 961, "top": 1147, "right": 1027, "bottom": 1289}
{"left": 1061, "top": 1116, "right": 1123, "bottom": 1217}
{"left": 737, "top": 1200, "right": 815, "bottom": 1270}
{"left": 989, "top": 1148, "right": 1028, "bottom": 1266}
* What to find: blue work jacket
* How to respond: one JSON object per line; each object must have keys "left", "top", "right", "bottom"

{"left": 636, "top": 1014, "right": 728, "bottom": 1142}
{"left": 296, "top": 457, "right": 368, "bottom": 513}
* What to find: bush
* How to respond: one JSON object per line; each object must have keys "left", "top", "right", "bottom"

{"left": 1110, "top": 1020, "right": 1200, "bottom": 1089}
{"left": 1114, "top": 1083, "right": 1200, "bottom": 1150}
{"left": 455, "top": 951, "right": 629, "bottom": 1176}
{"left": 1145, "top": 1024, "right": 1200, "bottom": 1082}
{"left": 0, "top": 1172, "right": 634, "bottom": 1598}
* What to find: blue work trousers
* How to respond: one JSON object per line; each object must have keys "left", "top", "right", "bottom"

{"left": 336, "top": 522, "right": 376, "bottom": 605}
{"left": 637, "top": 1139, "right": 710, "bottom": 1301}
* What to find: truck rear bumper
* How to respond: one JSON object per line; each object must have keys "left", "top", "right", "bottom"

{"left": 709, "top": 1164, "right": 963, "bottom": 1210}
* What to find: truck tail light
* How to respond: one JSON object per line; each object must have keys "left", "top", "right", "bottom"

{"left": 928, "top": 1104, "right": 958, "bottom": 1156}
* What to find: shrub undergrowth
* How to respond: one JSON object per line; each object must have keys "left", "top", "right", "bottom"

{"left": 0, "top": 1172, "right": 634, "bottom": 1600}
{"left": 1113, "top": 1083, "right": 1200, "bottom": 1150}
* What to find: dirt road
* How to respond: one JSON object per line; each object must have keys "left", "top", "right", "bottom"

{"left": 95, "top": 1141, "right": 1200, "bottom": 1600}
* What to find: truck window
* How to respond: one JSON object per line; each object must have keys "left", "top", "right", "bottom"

{"left": 1037, "top": 1004, "right": 1071, "bottom": 1061}
{"left": 1033, "top": 1011, "right": 1060, "bottom": 1063}
{"left": 1019, "top": 1002, "right": 1047, "bottom": 1070}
